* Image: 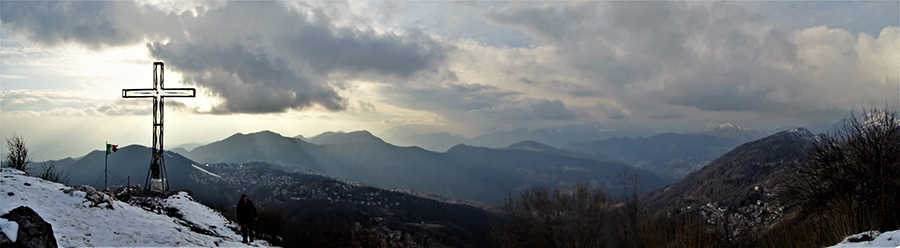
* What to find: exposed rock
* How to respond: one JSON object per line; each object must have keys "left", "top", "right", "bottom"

{"left": 113, "top": 185, "right": 142, "bottom": 202}
{"left": 73, "top": 185, "right": 97, "bottom": 195}
{"left": 64, "top": 185, "right": 115, "bottom": 209}
{"left": 0, "top": 206, "right": 57, "bottom": 248}
{"left": 0, "top": 229, "right": 11, "bottom": 246}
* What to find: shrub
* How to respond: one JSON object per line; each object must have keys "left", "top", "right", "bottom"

{"left": 38, "top": 161, "right": 68, "bottom": 184}
{"left": 5, "top": 133, "right": 31, "bottom": 171}
{"left": 783, "top": 105, "right": 900, "bottom": 238}
{"left": 255, "top": 207, "right": 285, "bottom": 245}
{"left": 494, "top": 182, "right": 615, "bottom": 248}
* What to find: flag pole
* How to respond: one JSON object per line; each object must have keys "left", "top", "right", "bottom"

{"left": 105, "top": 142, "right": 108, "bottom": 190}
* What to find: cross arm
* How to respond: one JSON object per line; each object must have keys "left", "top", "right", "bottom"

{"left": 122, "top": 88, "right": 197, "bottom": 98}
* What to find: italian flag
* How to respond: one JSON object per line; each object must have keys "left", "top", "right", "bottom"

{"left": 106, "top": 144, "right": 118, "bottom": 155}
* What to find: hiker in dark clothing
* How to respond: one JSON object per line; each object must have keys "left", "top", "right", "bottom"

{"left": 236, "top": 194, "right": 258, "bottom": 243}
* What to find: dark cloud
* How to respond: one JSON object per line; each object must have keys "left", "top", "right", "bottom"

{"left": 0, "top": 1, "right": 137, "bottom": 49}
{"left": 381, "top": 82, "right": 517, "bottom": 116}
{"left": 163, "top": 2, "right": 449, "bottom": 113}
{"left": 356, "top": 101, "right": 376, "bottom": 112}
{"left": 518, "top": 77, "right": 604, "bottom": 97}
{"left": 276, "top": 26, "right": 446, "bottom": 77}
{"left": 529, "top": 99, "right": 580, "bottom": 120}
{"left": 2, "top": 1, "right": 450, "bottom": 114}
{"left": 381, "top": 78, "right": 583, "bottom": 123}
{"left": 517, "top": 77, "right": 538, "bottom": 85}
{"left": 172, "top": 2, "right": 448, "bottom": 77}
{"left": 479, "top": 2, "right": 843, "bottom": 116}
{"left": 471, "top": 99, "right": 580, "bottom": 121}
{"left": 599, "top": 104, "right": 628, "bottom": 120}
{"left": 481, "top": 4, "right": 569, "bottom": 42}
{"left": 649, "top": 110, "right": 683, "bottom": 120}
{"left": 148, "top": 42, "right": 345, "bottom": 114}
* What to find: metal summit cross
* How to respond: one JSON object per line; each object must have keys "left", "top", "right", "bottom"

{"left": 122, "top": 62, "right": 196, "bottom": 192}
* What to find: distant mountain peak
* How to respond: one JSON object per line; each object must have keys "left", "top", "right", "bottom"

{"left": 249, "top": 130, "right": 283, "bottom": 136}
{"left": 643, "top": 125, "right": 817, "bottom": 212}
{"left": 716, "top": 123, "right": 739, "bottom": 129}
{"left": 307, "top": 130, "right": 384, "bottom": 145}
{"left": 776, "top": 127, "right": 815, "bottom": 140}
{"left": 446, "top": 143, "right": 481, "bottom": 155}
{"left": 699, "top": 123, "right": 766, "bottom": 142}
{"left": 506, "top": 140, "right": 557, "bottom": 152}
{"left": 788, "top": 127, "right": 809, "bottom": 133}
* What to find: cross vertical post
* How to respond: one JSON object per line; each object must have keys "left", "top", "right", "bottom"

{"left": 122, "top": 62, "right": 196, "bottom": 192}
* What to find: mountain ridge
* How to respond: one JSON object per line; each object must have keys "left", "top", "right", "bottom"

{"left": 643, "top": 127, "right": 816, "bottom": 211}
{"left": 180, "top": 130, "right": 665, "bottom": 205}
{"left": 562, "top": 128, "right": 762, "bottom": 181}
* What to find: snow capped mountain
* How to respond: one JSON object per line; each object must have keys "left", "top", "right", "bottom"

{"left": 716, "top": 123, "right": 738, "bottom": 129}
{"left": 0, "top": 168, "right": 270, "bottom": 247}
{"left": 700, "top": 123, "right": 767, "bottom": 142}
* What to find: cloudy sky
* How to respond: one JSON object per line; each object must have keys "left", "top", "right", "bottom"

{"left": 1, "top": 0, "right": 898, "bottom": 159}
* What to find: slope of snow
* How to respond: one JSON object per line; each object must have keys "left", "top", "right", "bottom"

{"left": 828, "top": 230, "right": 900, "bottom": 248}
{"left": 0, "top": 168, "right": 269, "bottom": 247}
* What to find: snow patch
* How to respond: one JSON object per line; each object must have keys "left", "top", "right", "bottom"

{"left": 0, "top": 167, "right": 268, "bottom": 247}
{"left": 829, "top": 230, "right": 900, "bottom": 247}
{"left": 0, "top": 217, "right": 18, "bottom": 242}
{"left": 191, "top": 164, "right": 222, "bottom": 178}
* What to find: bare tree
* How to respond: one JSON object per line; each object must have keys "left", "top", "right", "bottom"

{"left": 785, "top": 105, "right": 900, "bottom": 231}
{"left": 5, "top": 133, "right": 31, "bottom": 171}
{"left": 38, "top": 160, "right": 68, "bottom": 184}
{"left": 617, "top": 172, "right": 644, "bottom": 248}
{"left": 494, "top": 182, "right": 614, "bottom": 248}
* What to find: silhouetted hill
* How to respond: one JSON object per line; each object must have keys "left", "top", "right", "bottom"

{"left": 643, "top": 128, "right": 815, "bottom": 212}
{"left": 172, "top": 142, "right": 205, "bottom": 152}
{"left": 48, "top": 147, "right": 505, "bottom": 247}
{"left": 386, "top": 132, "right": 468, "bottom": 152}
{"left": 187, "top": 130, "right": 320, "bottom": 170}
{"left": 182, "top": 130, "right": 664, "bottom": 205}
{"left": 466, "top": 123, "right": 652, "bottom": 148}
{"left": 58, "top": 145, "right": 182, "bottom": 189}
{"left": 26, "top": 156, "right": 77, "bottom": 176}
{"left": 190, "top": 162, "right": 505, "bottom": 248}
{"left": 307, "top": 130, "right": 385, "bottom": 145}
{"left": 169, "top": 147, "right": 190, "bottom": 155}
{"left": 444, "top": 143, "right": 666, "bottom": 201}
{"left": 563, "top": 131, "right": 748, "bottom": 181}
{"left": 46, "top": 145, "right": 224, "bottom": 201}
{"left": 506, "top": 140, "right": 561, "bottom": 153}
{"left": 505, "top": 140, "right": 622, "bottom": 163}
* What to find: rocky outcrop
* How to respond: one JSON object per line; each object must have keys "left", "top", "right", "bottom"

{"left": 0, "top": 206, "right": 57, "bottom": 248}
{"left": 63, "top": 185, "right": 115, "bottom": 209}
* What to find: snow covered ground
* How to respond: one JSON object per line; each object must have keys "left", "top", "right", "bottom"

{"left": 0, "top": 168, "right": 271, "bottom": 247}
{"left": 829, "top": 230, "right": 900, "bottom": 248}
